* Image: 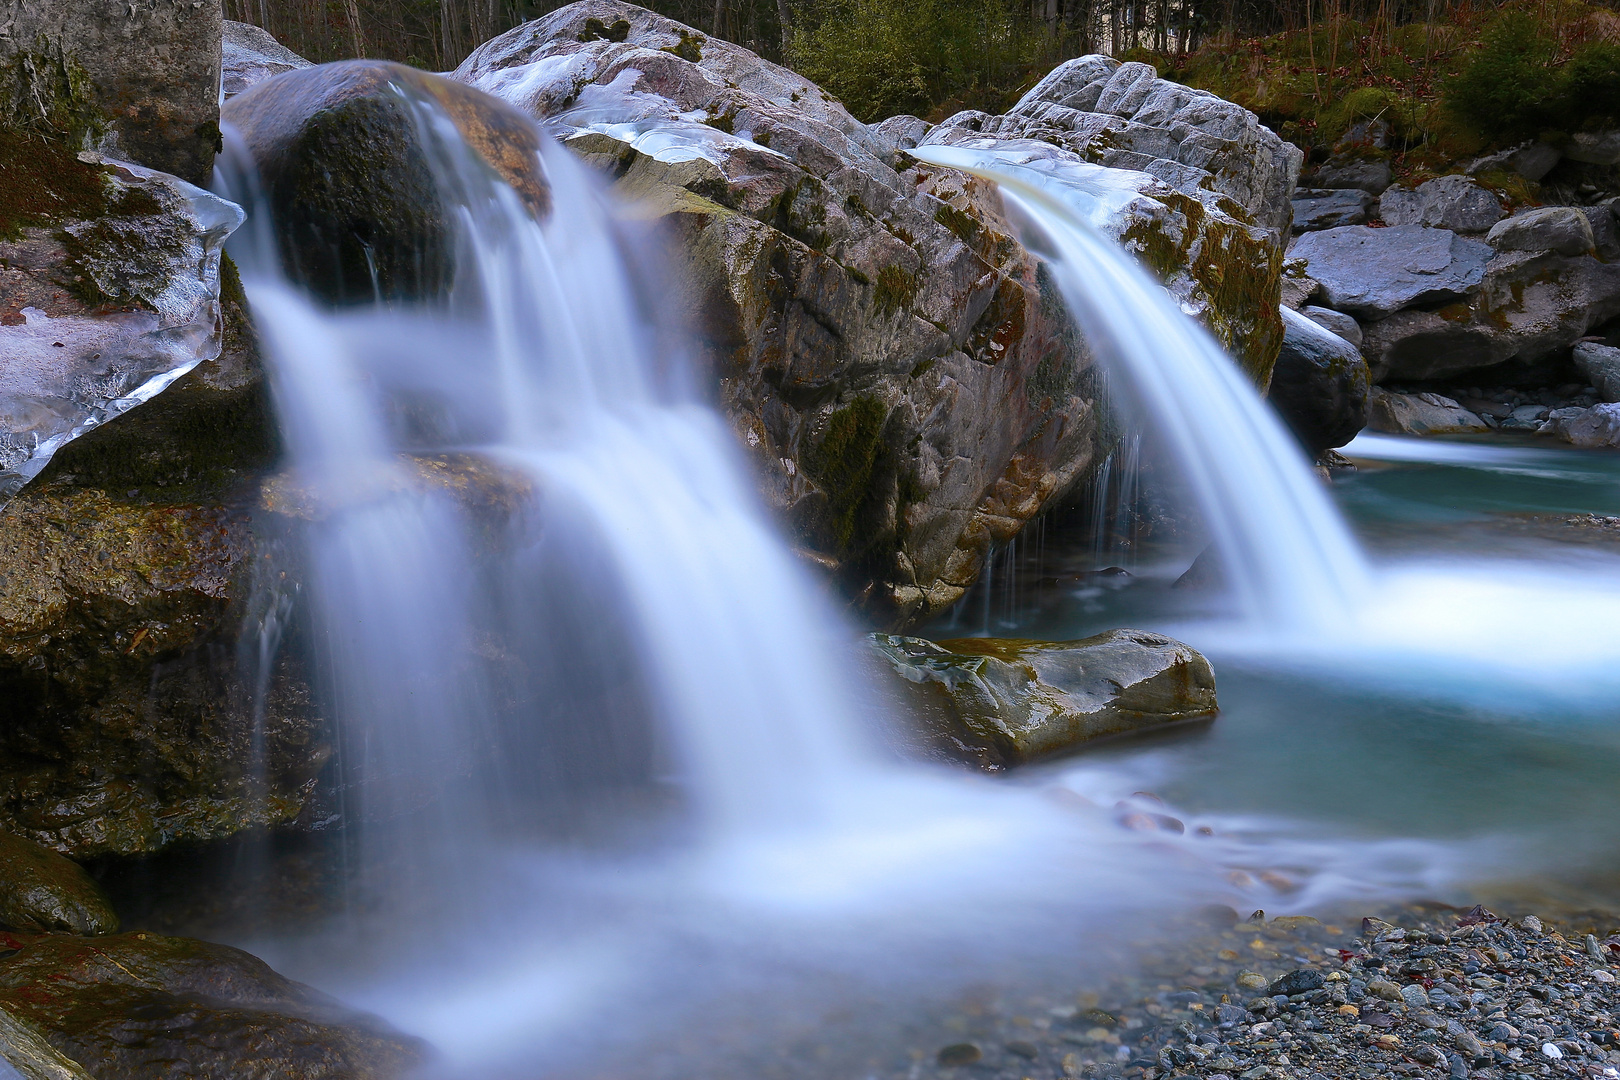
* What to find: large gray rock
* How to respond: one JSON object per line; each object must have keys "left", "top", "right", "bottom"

{"left": 0, "top": 153, "right": 243, "bottom": 503}
{"left": 1364, "top": 388, "right": 1489, "bottom": 435}
{"left": 1487, "top": 206, "right": 1596, "bottom": 256}
{"left": 454, "top": 1, "right": 1290, "bottom": 624}
{"left": 1564, "top": 131, "right": 1620, "bottom": 166}
{"left": 1292, "top": 188, "right": 1373, "bottom": 233}
{"left": 1574, "top": 341, "right": 1620, "bottom": 402}
{"left": 1562, "top": 403, "right": 1620, "bottom": 448}
{"left": 1378, "top": 174, "right": 1505, "bottom": 233}
{"left": 929, "top": 54, "right": 1303, "bottom": 237}
{"left": 0, "top": 0, "right": 222, "bottom": 184}
{"left": 221, "top": 20, "right": 313, "bottom": 100}
{"left": 1358, "top": 249, "right": 1620, "bottom": 381}
{"left": 1289, "top": 225, "right": 1493, "bottom": 320}
{"left": 869, "top": 630, "right": 1217, "bottom": 769}
{"left": 1269, "top": 305, "right": 1369, "bottom": 453}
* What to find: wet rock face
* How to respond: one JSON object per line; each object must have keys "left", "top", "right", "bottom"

{"left": 221, "top": 61, "right": 551, "bottom": 306}
{"left": 456, "top": 1, "right": 1293, "bottom": 623}
{"left": 1, "top": 0, "right": 222, "bottom": 185}
{"left": 0, "top": 831, "right": 117, "bottom": 935}
{"left": 1270, "top": 305, "right": 1369, "bottom": 454}
{"left": 869, "top": 629, "right": 1217, "bottom": 769}
{"left": 0, "top": 932, "right": 426, "bottom": 1079}
{"left": 0, "top": 147, "right": 244, "bottom": 503}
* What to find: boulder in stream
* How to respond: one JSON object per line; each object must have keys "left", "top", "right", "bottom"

{"left": 0, "top": 931, "right": 426, "bottom": 1079}
{"left": 221, "top": 61, "right": 551, "bottom": 305}
{"left": 1364, "top": 388, "right": 1489, "bottom": 436}
{"left": 1574, "top": 341, "right": 1620, "bottom": 402}
{"left": 870, "top": 629, "right": 1217, "bottom": 769}
{"left": 1269, "top": 305, "right": 1369, "bottom": 453}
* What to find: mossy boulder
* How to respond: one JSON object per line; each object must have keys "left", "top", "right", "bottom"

{"left": 0, "top": 831, "right": 117, "bottom": 936}
{"left": 870, "top": 629, "right": 1217, "bottom": 769}
{"left": 0, "top": 931, "right": 425, "bottom": 1079}
{"left": 221, "top": 60, "right": 551, "bottom": 306}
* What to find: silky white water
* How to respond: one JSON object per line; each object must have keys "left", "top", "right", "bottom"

{"left": 212, "top": 92, "right": 1620, "bottom": 1076}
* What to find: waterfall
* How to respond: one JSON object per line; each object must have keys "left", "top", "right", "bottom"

{"left": 911, "top": 146, "right": 1371, "bottom": 630}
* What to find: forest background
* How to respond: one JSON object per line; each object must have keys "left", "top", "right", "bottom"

{"left": 229, "top": 0, "right": 1620, "bottom": 184}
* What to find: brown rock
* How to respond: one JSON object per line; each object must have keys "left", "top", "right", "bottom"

{"left": 0, "top": 831, "right": 117, "bottom": 935}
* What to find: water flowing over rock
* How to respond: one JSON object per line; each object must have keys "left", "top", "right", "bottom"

{"left": 0, "top": 0, "right": 222, "bottom": 184}
{"left": 453, "top": 2, "right": 1293, "bottom": 621}
{"left": 221, "top": 61, "right": 551, "bottom": 306}
{"left": 870, "top": 630, "right": 1217, "bottom": 769}
{"left": 1269, "top": 305, "right": 1369, "bottom": 454}
{"left": 0, "top": 154, "right": 243, "bottom": 503}
{"left": 0, "top": 932, "right": 425, "bottom": 1079}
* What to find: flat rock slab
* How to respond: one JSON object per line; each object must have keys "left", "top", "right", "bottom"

{"left": 1290, "top": 225, "right": 1493, "bottom": 319}
{"left": 870, "top": 629, "right": 1216, "bottom": 769}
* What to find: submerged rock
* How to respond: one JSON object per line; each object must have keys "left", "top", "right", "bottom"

{"left": 1364, "top": 389, "right": 1489, "bottom": 436}
{"left": 0, "top": 932, "right": 426, "bottom": 1079}
{"left": 222, "top": 61, "right": 550, "bottom": 306}
{"left": 870, "top": 629, "right": 1216, "bottom": 768}
{"left": 1269, "top": 306, "right": 1369, "bottom": 454}
{"left": 0, "top": 832, "right": 117, "bottom": 936}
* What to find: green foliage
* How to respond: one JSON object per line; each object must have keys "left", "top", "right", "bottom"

{"left": 1443, "top": 12, "right": 1563, "bottom": 142}
{"left": 783, "top": 0, "right": 1055, "bottom": 122}
{"left": 1563, "top": 41, "right": 1620, "bottom": 124}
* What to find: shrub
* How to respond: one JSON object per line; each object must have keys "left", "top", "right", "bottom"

{"left": 1443, "top": 12, "right": 1565, "bottom": 142}
{"left": 1564, "top": 41, "right": 1620, "bottom": 127}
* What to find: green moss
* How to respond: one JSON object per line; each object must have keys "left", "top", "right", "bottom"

{"left": 577, "top": 17, "right": 632, "bottom": 42}
{"left": 873, "top": 263, "right": 918, "bottom": 314}
{"left": 661, "top": 29, "right": 705, "bottom": 63}
{"left": 0, "top": 47, "right": 105, "bottom": 147}
{"left": 934, "top": 202, "right": 978, "bottom": 243}
{"left": 805, "top": 396, "right": 888, "bottom": 553}
{"left": 1190, "top": 218, "right": 1283, "bottom": 386}
{"left": 704, "top": 109, "right": 736, "bottom": 134}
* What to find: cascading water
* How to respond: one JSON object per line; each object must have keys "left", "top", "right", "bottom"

{"left": 909, "top": 145, "right": 1371, "bottom": 630}
{"left": 208, "top": 77, "right": 1620, "bottom": 1079}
